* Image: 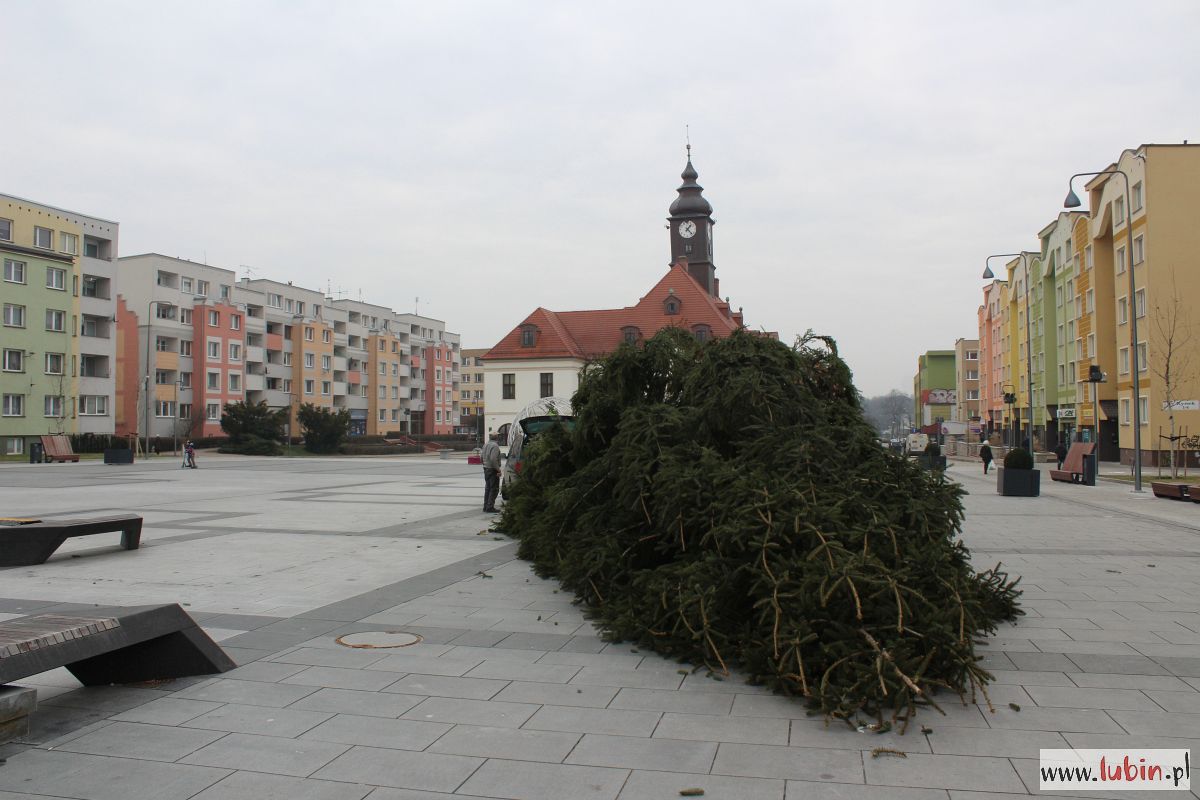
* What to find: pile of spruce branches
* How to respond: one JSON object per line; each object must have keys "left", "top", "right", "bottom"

{"left": 500, "top": 327, "right": 1021, "bottom": 728}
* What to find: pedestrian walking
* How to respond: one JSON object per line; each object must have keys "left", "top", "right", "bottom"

{"left": 1054, "top": 442, "right": 1068, "bottom": 470}
{"left": 481, "top": 434, "right": 501, "bottom": 513}
{"left": 980, "top": 443, "right": 993, "bottom": 475}
{"left": 184, "top": 440, "right": 197, "bottom": 469}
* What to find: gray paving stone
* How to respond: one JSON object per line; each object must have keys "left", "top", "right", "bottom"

{"left": 711, "top": 742, "right": 863, "bottom": 782}
{"left": 569, "top": 666, "right": 685, "bottom": 690}
{"left": 363, "top": 652, "right": 484, "bottom": 676}
{"left": 111, "top": 697, "right": 225, "bottom": 725}
{"left": 985, "top": 669, "right": 1074, "bottom": 686}
{"left": 729, "top": 693, "right": 815, "bottom": 719}
{"left": 183, "top": 703, "right": 334, "bottom": 737}
{"left": 1144, "top": 689, "right": 1200, "bottom": 713}
{"left": 446, "top": 628, "right": 509, "bottom": 646}
{"left": 567, "top": 732, "right": 717, "bottom": 772}
{"left": 281, "top": 666, "right": 403, "bottom": 691}
{"left": 863, "top": 752, "right": 1024, "bottom": 792}
{"left": 182, "top": 732, "right": 350, "bottom": 777}
{"left": 495, "top": 631, "right": 575, "bottom": 650}
{"left": 402, "top": 696, "right": 539, "bottom": 728}
{"left": 788, "top": 719, "right": 931, "bottom": 754}
{"left": 536, "top": 651, "right": 645, "bottom": 669}
{"left": 1156, "top": 656, "right": 1200, "bottom": 677}
{"left": 190, "top": 770, "right": 372, "bottom": 800}
{"left": 55, "top": 721, "right": 226, "bottom": 762}
{"left": 271, "top": 646, "right": 391, "bottom": 669}
{"left": 363, "top": 789, "right": 488, "bottom": 800}
{"left": 1068, "top": 672, "right": 1193, "bottom": 690}
{"left": 39, "top": 685, "right": 169, "bottom": 713}
{"left": 524, "top": 704, "right": 661, "bottom": 737}
{"left": 981, "top": 704, "right": 1126, "bottom": 733}
{"left": 924, "top": 725, "right": 1068, "bottom": 757}
{"left": 443, "top": 644, "right": 547, "bottom": 662}
{"left": 493, "top": 680, "right": 618, "bottom": 708}
{"left": 174, "top": 678, "right": 320, "bottom": 707}
{"left": 1107, "top": 709, "right": 1200, "bottom": 736}
{"left": 312, "top": 745, "right": 483, "bottom": 793}
{"left": 221, "top": 661, "right": 309, "bottom": 683}
{"left": 465, "top": 658, "right": 580, "bottom": 683}
{"left": 786, "top": 783, "right": 949, "bottom": 800}
{"left": 1023, "top": 685, "right": 1160, "bottom": 710}
{"left": 678, "top": 673, "right": 772, "bottom": 693}
{"left": 559, "top": 636, "right": 608, "bottom": 653}
{"left": 427, "top": 723, "right": 581, "bottom": 762}
{"left": 300, "top": 713, "right": 451, "bottom": 750}
{"left": 1062, "top": 731, "right": 1200, "bottom": 752}
{"left": 289, "top": 688, "right": 425, "bottom": 718}
{"left": 609, "top": 687, "right": 733, "bottom": 715}
{"left": 1065, "top": 653, "right": 1169, "bottom": 675}
{"left": 384, "top": 673, "right": 508, "bottom": 700}
{"left": 656, "top": 712, "right": 791, "bottom": 745}
{"left": 457, "top": 758, "right": 629, "bottom": 800}
{"left": 0, "top": 748, "right": 231, "bottom": 800}
{"left": 618, "top": 770, "right": 784, "bottom": 800}
{"left": 221, "top": 630, "right": 315, "bottom": 651}
{"left": 1004, "top": 652, "right": 1082, "bottom": 672}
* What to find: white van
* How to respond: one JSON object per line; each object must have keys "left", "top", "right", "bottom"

{"left": 904, "top": 433, "right": 929, "bottom": 456}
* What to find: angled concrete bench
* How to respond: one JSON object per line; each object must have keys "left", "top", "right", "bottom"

{"left": 1152, "top": 482, "right": 1191, "bottom": 501}
{"left": 0, "top": 514, "right": 142, "bottom": 567}
{"left": 0, "top": 604, "right": 234, "bottom": 743}
{"left": 40, "top": 435, "right": 80, "bottom": 463}
{"left": 1049, "top": 442, "right": 1094, "bottom": 484}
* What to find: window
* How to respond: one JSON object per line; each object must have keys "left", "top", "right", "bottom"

{"left": 207, "top": 371, "right": 220, "bottom": 389}
{"left": 692, "top": 324, "right": 712, "bottom": 342}
{"left": 156, "top": 304, "right": 176, "bottom": 320}
{"left": 1083, "top": 245, "right": 1093, "bottom": 270}
{"left": 2, "top": 350, "right": 24, "bottom": 372}
{"left": 322, "top": 381, "right": 331, "bottom": 395}
{"left": 181, "top": 277, "right": 193, "bottom": 293}
{"left": 45, "top": 266, "right": 67, "bottom": 290}
{"left": 436, "top": 410, "right": 442, "bottom": 422}
{"left": 304, "top": 353, "right": 315, "bottom": 369}
{"left": 392, "top": 386, "right": 399, "bottom": 400}
{"left": 1133, "top": 235, "right": 1144, "bottom": 264}
{"left": 282, "top": 379, "right": 292, "bottom": 393}
{"left": 304, "top": 379, "right": 314, "bottom": 395}
{"left": 1135, "top": 289, "right": 1146, "bottom": 318}
{"left": 378, "top": 408, "right": 386, "bottom": 422}
{"left": 1114, "top": 195, "right": 1125, "bottom": 224}
{"left": 208, "top": 310, "right": 219, "bottom": 326}
{"left": 286, "top": 299, "right": 294, "bottom": 312}
{"left": 41, "top": 352, "right": 64, "bottom": 375}
{"left": 180, "top": 308, "right": 192, "bottom": 324}
{"left": 196, "top": 280, "right": 209, "bottom": 296}
{"left": 965, "top": 350, "right": 978, "bottom": 360}
{"left": 965, "top": 370, "right": 978, "bottom": 381}
{"left": 179, "top": 372, "right": 191, "bottom": 388}
{"left": 229, "top": 374, "right": 241, "bottom": 392}
{"left": 5, "top": 437, "right": 23, "bottom": 454}
{"left": 3, "top": 304, "right": 25, "bottom": 328}
{"left": 155, "top": 400, "right": 176, "bottom": 418}
{"left": 229, "top": 343, "right": 241, "bottom": 361}
{"left": 3, "top": 394, "right": 24, "bottom": 417}
{"left": 391, "top": 363, "right": 398, "bottom": 377}
{"left": 305, "top": 327, "right": 314, "bottom": 341}
{"left": 322, "top": 329, "right": 330, "bottom": 343}
{"left": 1118, "top": 297, "right": 1128, "bottom": 325}
{"left": 220, "top": 284, "right": 231, "bottom": 299}
{"left": 178, "top": 403, "right": 192, "bottom": 420}
{"left": 0, "top": 219, "right": 10, "bottom": 241}
{"left": 463, "top": 374, "right": 471, "bottom": 383}
{"left": 282, "top": 352, "right": 292, "bottom": 366}
{"left": 230, "top": 315, "right": 241, "bottom": 331}
{"left": 1119, "top": 347, "right": 1129, "bottom": 375}
{"left": 44, "top": 395, "right": 64, "bottom": 418}
{"left": 268, "top": 293, "right": 282, "bottom": 308}
{"left": 540, "top": 372, "right": 553, "bottom": 398}
{"left": 4, "top": 259, "right": 26, "bottom": 284}
{"left": 520, "top": 325, "right": 537, "bottom": 347}
{"left": 34, "top": 226, "right": 53, "bottom": 249}
{"left": 1085, "top": 289, "right": 1094, "bottom": 313}
{"left": 45, "top": 309, "right": 65, "bottom": 332}
{"left": 1138, "top": 342, "right": 1148, "bottom": 372}
{"left": 1132, "top": 181, "right": 1143, "bottom": 211}
{"left": 296, "top": 302, "right": 305, "bottom": 316}
{"left": 321, "top": 355, "right": 331, "bottom": 370}
{"left": 1139, "top": 396, "right": 1149, "bottom": 425}
{"left": 1087, "top": 334, "right": 1095, "bottom": 359}
{"left": 664, "top": 297, "right": 680, "bottom": 315}
{"left": 502, "top": 373, "right": 516, "bottom": 400}
{"left": 207, "top": 341, "right": 220, "bottom": 359}
{"left": 1055, "top": 286, "right": 1063, "bottom": 307}
{"left": 1120, "top": 398, "right": 1131, "bottom": 425}
{"left": 435, "top": 368, "right": 442, "bottom": 381}
{"left": 1116, "top": 246, "right": 1126, "bottom": 274}
{"left": 206, "top": 403, "right": 220, "bottom": 421}
{"left": 622, "top": 326, "right": 641, "bottom": 345}
{"left": 378, "top": 385, "right": 386, "bottom": 399}
{"left": 180, "top": 340, "right": 192, "bottom": 356}
{"left": 378, "top": 362, "right": 386, "bottom": 375}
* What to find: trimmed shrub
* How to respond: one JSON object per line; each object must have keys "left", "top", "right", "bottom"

{"left": 297, "top": 404, "right": 351, "bottom": 453}
{"left": 218, "top": 436, "right": 282, "bottom": 456}
{"left": 1003, "top": 448, "right": 1034, "bottom": 470}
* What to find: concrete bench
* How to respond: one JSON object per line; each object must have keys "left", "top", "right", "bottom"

{"left": 0, "top": 604, "right": 234, "bottom": 743}
{"left": 1049, "top": 442, "right": 1095, "bottom": 484}
{"left": 40, "top": 435, "right": 79, "bottom": 463}
{"left": 1152, "top": 482, "right": 1191, "bottom": 501}
{"left": 0, "top": 514, "right": 142, "bottom": 567}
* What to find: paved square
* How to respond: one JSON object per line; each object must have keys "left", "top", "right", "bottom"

{"left": 2, "top": 453, "right": 1199, "bottom": 799}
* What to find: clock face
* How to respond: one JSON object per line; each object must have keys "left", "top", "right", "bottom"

{"left": 678, "top": 220, "right": 697, "bottom": 239}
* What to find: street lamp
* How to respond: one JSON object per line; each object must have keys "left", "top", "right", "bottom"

{"left": 1064, "top": 165, "right": 1144, "bottom": 492}
{"left": 983, "top": 252, "right": 1037, "bottom": 452}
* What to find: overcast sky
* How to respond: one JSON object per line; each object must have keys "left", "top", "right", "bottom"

{"left": 4, "top": 1, "right": 1197, "bottom": 395}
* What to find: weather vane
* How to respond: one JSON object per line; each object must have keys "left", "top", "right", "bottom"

{"left": 686, "top": 124, "right": 691, "bottom": 159}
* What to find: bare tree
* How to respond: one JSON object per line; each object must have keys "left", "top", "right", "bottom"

{"left": 1151, "top": 272, "right": 1196, "bottom": 478}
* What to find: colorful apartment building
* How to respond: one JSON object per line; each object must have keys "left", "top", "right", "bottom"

{"left": 953, "top": 338, "right": 980, "bottom": 426}
{"left": 912, "top": 350, "right": 956, "bottom": 434}
{"left": 2, "top": 194, "right": 118, "bottom": 456}
{"left": 977, "top": 279, "right": 1006, "bottom": 441}
{"left": 458, "top": 348, "right": 486, "bottom": 437}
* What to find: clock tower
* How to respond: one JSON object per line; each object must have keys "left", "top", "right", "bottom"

{"left": 668, "top": 146, "right": 717, "bottom": 296}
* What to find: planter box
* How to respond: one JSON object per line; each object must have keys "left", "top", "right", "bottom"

{"left": 997, "top": 467, "right": 1040, "bottom": 497}
{"left": 103, "top": 449, "right": 134, "bottom": 465}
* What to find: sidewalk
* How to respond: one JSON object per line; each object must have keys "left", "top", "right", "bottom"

{"left": 1, "top": 456, "right": 1198, "bottom": 799}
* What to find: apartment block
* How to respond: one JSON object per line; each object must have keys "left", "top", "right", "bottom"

{"left": 1, "top": 194, "right": 118, "bottom": 455}
{"left": 953, "top": 338, "right": 980, "bottom": 425}
{"left": 458, "top": 348, "right": 486, "bottom": 437}
{"left": 912, "top": 350, "right": 956, "bottom": 432}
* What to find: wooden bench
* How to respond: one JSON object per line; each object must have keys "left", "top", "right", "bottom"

{"left": 39, "top": 435, "right": 79, "bottom": 463}
{"left": 1152, "top": 482, "right": 1191, "bottom": 500}
{"left": 1049, "top": 442, "right": 1095, "bottom": 484}
{"left": 0, "top": 603, "right": 234, "bottom": 689}
{"left": 0, "top": 514, "right": 142, "bottom": 567}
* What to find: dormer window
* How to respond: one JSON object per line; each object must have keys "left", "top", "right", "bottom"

{"left": 663, "top": 295, "right": 681, "bottom": 315}
{"left": 621, "top": 326, "right": 641, "bottom": 345}
{"left": 520, "top": 324, "right": 538, "bottom": 347}
{"left": 692, "top": 324, "right": 712, "bottom": 343}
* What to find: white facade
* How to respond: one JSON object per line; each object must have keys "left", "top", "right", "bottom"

{"left": 483, "top": 357, "right": 583, "bottom": 438}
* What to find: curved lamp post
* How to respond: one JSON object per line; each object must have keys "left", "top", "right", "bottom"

{"left": 983, "top": 252, "right": 1037, "bottom": 452}
{"left": 1064, "top": 168, "right": 1143, "bottom": 492}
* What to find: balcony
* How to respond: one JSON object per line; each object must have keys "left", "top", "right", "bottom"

{"left": 245, "top": 345, "right": 265, "bottom": 364}
{"left": 332, "top": 381, "right": 348, "bottom": 396}
{"left": 347, "top": 369, "right": 362, "bottom": 385}
{"left": 245, "top": 373, "right": 266, "bottom": 391}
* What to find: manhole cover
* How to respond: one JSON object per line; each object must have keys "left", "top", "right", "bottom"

{"left": 335, "top": 631, "right": 423, "bottom": 649}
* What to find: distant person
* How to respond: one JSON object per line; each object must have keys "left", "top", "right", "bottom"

{"left": 481, "top": 434, "right": 501, "bottom": 513}
{"left": 184, "top": 440, "right": 197, "bottom": 469}
{"left": 1054, "top": 442, "right": 1068, "bottom": 470}
{"left": 980, "top": 443, "right": 993, "bottom": 475}
{"left": 1022, "top": 436, "right": 1031, "bottom": 453}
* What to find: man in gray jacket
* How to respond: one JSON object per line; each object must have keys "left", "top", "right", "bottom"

{"left": 481, "top": 434, "right": 502, "bottom": 513}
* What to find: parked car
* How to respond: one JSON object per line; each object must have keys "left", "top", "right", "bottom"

{"left": 903, "top": 433, "right": 929, "bottom": 457}
{"left": 500, "top": 404, "right": 574, "bottom": 498}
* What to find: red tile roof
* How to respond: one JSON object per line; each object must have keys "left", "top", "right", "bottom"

{"left": 484, "top": 260, "right": 747, "bottom": 362}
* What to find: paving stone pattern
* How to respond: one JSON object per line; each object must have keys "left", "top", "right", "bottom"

{"left": 0, "top": 455, "right": 1198, "bottom": 798}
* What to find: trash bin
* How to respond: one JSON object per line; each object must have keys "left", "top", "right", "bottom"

{"left": 438, "top": 448, "right": 452, "bottom": 460}
{"left": 1082, "top": 453, "right": 1097, "bottom": 486}
{"left": 29, "top": 441, "right": 43, "bottom": 464}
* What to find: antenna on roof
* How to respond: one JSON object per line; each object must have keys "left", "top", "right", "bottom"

{"left": 240, "top": 264, "right": 257, "bottom": 280}
{"left": 685, "top": 124, "right": 691, "bottom": 160}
